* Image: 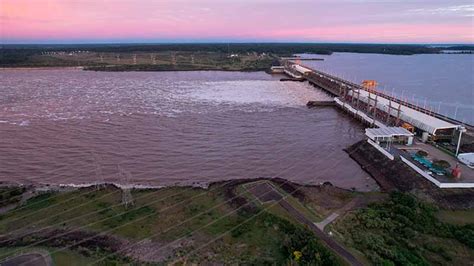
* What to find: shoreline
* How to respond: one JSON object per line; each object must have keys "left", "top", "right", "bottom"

{"left": 0, "top": 176, "right": 353, "bottom": 194}
{"left": 0, "top": 66, "right": 84, "bottom": 70}
{"left": 0, "top": 66, "right": 270, "bottom": 73}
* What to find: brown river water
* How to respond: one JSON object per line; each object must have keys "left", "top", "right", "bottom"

{"left": 0, "top": 69, "right": 377, "bottom": 191}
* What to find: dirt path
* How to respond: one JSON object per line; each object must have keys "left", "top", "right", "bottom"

{"left": 279, "top": 200, "right": 363, "bottom": 266}
{"left": 315, "top": 195, "right": 366, "bottom": 230}
{"left": 246, "top": 181, "right": 362, "bottom": 266}
{"left": 1, "top": 250, "right": 52, "bottom": 266}
{"left": 315, "top": 212, "right": 339, "bottom": 230}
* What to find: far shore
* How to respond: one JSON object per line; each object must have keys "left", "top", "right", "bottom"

{"left": 0, "top": 65, "right": 271, "bottom": 72}
{"left": 0, "top": 66, "right": 84, "bottom": 70}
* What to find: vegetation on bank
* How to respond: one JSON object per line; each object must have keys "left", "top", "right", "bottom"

{"left": 0, "top": 186, "right": 26, "bottom": 208}
{"left": 83, "top": 52, "right": 275, "bottom": 72}
{"left": 0, "top": 182, "right": 342, "bottom": 265}
{"left": 333, "top": 192, "right": 474, "bottom": 265}
{"left": 1, "top": 180, "right": 472, "bottom": 265}
{"left": 0, "top": 49, "right": 276, "bottom": 71}
{"left": 2, "top": 43, "right": 470, "bottom": 69}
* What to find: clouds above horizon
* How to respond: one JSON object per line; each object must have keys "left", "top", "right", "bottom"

{"left": 1, "top": 0, "right": 473, "bottom": 43}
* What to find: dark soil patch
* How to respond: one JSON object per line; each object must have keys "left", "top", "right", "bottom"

{"left": 246, "top": 182, "right": 282, "bottom": 202}
{"left": 212, "top": 177, "right": 314, "bottom": 210}
{"left": 346, "top": 140, "right": 434, "bottom": 192}
{"left": 0, "top": 229, "right": 125, "bottom": 255}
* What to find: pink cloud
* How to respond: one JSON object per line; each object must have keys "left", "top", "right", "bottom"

{"left": 1, "top": 0, "right": 473, "bottom": 43}
{"left": 268, "top": 24, "right": 474, "bottom": 43}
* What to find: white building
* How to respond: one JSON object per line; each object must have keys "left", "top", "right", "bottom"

{"left": 366, "top": 127, "right": 414, "bottom": 145}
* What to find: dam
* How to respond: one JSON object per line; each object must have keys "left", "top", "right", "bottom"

{"left": 280, "top": 60, "right": 474, "bottom": 189}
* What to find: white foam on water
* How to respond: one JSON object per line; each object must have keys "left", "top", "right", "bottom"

{"left": 183, "top": 80, "right": 331, "bottom": 107}
{"left": 0, "top": 70, "right": 332, "bottom": 121}
{"left": 19, "top": 120, "right": 30, "bottom": 126}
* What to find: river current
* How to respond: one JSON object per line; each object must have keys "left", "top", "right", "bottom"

{"left": 0, "top": 69, "right": 376, "bottom": 191}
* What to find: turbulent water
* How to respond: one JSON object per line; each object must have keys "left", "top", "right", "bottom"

{"left": 299, "top": 53, "right": 474, "bottom": 125}
{"left": 0, "top": 69, "right": 376, "bottom": 191}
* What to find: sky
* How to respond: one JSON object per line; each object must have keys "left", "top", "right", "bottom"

{"left": 1, "top": 0, "right": 473, "bottom": 44}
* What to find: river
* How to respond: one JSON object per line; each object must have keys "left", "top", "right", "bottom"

{"left": 0, "top": 69, "right": 376, "bottom": 191}
{"left": 298, "top": 53, "right": 474, "bottom": 125}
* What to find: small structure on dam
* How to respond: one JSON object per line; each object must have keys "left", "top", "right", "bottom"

{"left": 365, "top": 127, "right": 414, "bottom": 146}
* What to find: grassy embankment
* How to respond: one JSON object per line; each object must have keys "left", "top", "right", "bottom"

{"left": 0, "top": 181, "right": 345, "bottom": 265}
{"left": 0, "top": 187, "right": 26, "bottom": 208}
{"left": 1, "top": 180, "right": 472, "bottom": 265}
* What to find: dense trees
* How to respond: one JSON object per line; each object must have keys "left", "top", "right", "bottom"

{"left": 339, "top": 192, "right": 473, "bottom": 265}
{"left": 257, "top": 213, "right": 341, "bottom": 265}
{"left": 0, "top": 43, "right": 450, "bottom": 67}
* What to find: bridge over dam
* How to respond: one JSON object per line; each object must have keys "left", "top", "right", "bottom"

{"left": 279, "top": 61, "right": 472, "bottom": 156}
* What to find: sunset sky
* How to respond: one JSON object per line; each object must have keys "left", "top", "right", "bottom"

{"left": 1, "top": 0, "right": 473, "bottom": 44}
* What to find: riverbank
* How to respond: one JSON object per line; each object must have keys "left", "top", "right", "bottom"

{"left": 1, "top": 174, "right": 473, "bottom": 265}
{"left": 1, "top": 177, "right": 359, "bottom": 265}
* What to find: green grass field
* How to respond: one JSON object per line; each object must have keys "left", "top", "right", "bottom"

{"left": 1, "top": 50, "right": 276, "bottom": 72}
{"left": 437, "top": 209, "right": 474, "bottom": 226}
{"left": 0, "top": 183, "right": 341, "bottom": 265}
{"left": 2, "top": 182, "right": 472, "bottom": 265}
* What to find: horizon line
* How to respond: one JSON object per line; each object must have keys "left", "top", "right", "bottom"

{"left": 2, "top": 41, "right": 473, "bottom": 46}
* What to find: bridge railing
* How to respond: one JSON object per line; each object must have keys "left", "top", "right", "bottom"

{"left": 285, "top": 60, "right": 472, "bottom": 129}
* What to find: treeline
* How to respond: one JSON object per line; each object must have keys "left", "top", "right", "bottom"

{"left": 2, "top": 43, "right": 471, "bottom": 67}
{"left": 235, "top": 211, "right": 343, "bottom": 265}
{"left": 442, "top": 45, "right": 474, "bottom": 51}
{"left": 2, "top": 43, "right": 444, "bottom": 55}
{"left": 0, "top": 48, "right": 82, "bottom": 66}
{"left": 0, "top": 48, "right": 38, "bottom": 66}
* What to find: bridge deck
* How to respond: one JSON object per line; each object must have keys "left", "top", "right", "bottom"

{"left": 283, "top": 62, "right": 472, "bottom": 132}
